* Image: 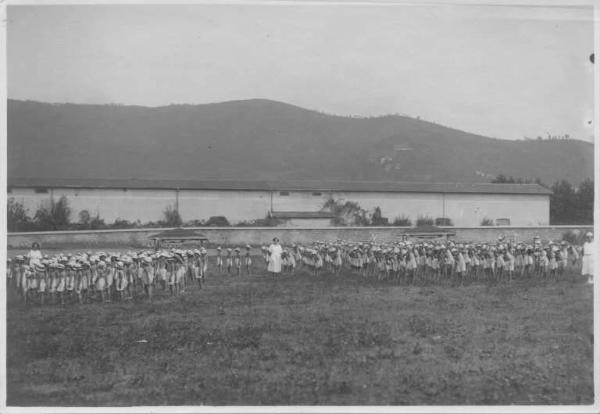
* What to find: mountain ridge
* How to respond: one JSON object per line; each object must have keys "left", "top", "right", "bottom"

{"left": 7, "top": 98, "right": 593, "bottom": 185}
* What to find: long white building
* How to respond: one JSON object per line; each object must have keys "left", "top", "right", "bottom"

{"left": 7, "top": 177, "right": 551, "bottom": 227}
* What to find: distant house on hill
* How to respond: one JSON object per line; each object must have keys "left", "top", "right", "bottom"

{"left": 7, "top": 177, "right": 551, "bottom": 227}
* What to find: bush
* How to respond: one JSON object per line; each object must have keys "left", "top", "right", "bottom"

{"left": 480, "top": 217, "right": 494, "bottom": 226}
{"left": 323, "top": 198, "right": 370, "bottom": 226}
{"left": 183, "top": 219, "right": 205, "bottom": 227}
{"left": 392, "top": 215, "right": 412, "bottom": 226}
{"left": 76, "top": 210, "right": 109, "bottom": 230}
{"left": 89, "top": 214, "right": 107, "bottom": 230}
{"left": 163, "top": 205, "right": 182, "bottom": 227}
{"left": 33, "top": 196, "right": 71, "bottom": 230}
{"left": 78, "top": 210, "right": 91, "bottom": 227}
{"left": 110, "top": 218, "right": 131, "bottom": 229}
{"left": 141, "top": 221, "right": 164, "bottom": 228}
{"left": 416, "top": 215, "right": 434, "bottom": 226}
{"left": 7, "top": 198, "right": 32, "bottom": 232}
{"left": 205, "top": 216, "right": 230, "bottom": 227}
{"left": 435, "top": 217, "right": 453, "bottom": 226}
{"left": 370, "top": 207, "right": 389, "bottom": 226}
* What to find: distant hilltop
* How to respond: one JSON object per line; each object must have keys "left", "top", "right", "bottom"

{"left": 7, "top": 99, "right": 593, "bottom": 185}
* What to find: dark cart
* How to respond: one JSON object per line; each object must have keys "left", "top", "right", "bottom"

{"left": 149, "top": 228, "right": 209, "bottom": 250}
{"left": 401, "top": 225, "right": 456, "bottom": 241}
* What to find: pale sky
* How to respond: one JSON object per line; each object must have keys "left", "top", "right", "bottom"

{"left": 6, "top": 2, "right": 596, "bottom": 142}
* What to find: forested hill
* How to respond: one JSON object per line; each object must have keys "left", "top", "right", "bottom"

{"left": 8, "top": 99, "right": 593, "bottom": 185}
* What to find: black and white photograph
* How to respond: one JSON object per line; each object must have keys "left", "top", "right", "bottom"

{"left": 1, "top": 0, "right": 598, "bottom": 410}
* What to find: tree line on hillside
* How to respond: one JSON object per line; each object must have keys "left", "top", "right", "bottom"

{"left": 491, "top": 174, "right": 594, "bottom": 225}
{"left": 523, "top": 133, "right": 573, "bottom": 141}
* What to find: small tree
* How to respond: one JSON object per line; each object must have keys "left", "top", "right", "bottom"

{"left": 392, "top": 215, "right": 412, "bottom": 226}
{"left": 163, "top": 205, "right": 182, "bottom": 227}
{"left": 79, "top": 210, "right": 91, "bottom": 228}
{"left": 575, "top": 178, "right": 594, "bottom": 224}
{"left": 7, "top": 198, "right": 31, "bottom": 232}
{"left": 480, "top": 217, "right": 494, "bottom": 226}
{"left": 34, "top": 195, "right": 71, "bottom": 231}
{"left": 550, "top": 180, "right": 576, "bottom": 224}
{"left": 90, "top": 213, "right": 107, "bottom": 230}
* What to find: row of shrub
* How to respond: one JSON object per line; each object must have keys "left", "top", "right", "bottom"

{"left": 7, "top": 197, "right": 290, "bottom": 232}
{"left": 8, "top": 196, "right": 459, "bottom": 233}
{"left": 321, "top": 199, "right": 455, "bottom": 227}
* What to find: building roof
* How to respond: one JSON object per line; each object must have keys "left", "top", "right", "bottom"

{"left": 7, "top": 177, "right": 552, "bottom": 195}
{"left": 269, "top": 211, "right": 336, "bottom": 219}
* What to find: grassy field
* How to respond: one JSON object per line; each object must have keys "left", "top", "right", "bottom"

{"left": 6, "top": 257, "right": 594, "bottom": 406}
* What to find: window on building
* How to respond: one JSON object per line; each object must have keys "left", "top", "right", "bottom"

{"left": 34, "top": 188, "right": 49, "bottom": 194}
{"left": 312, "top": 192, "right": 322, "bottom": 196}
{"left": 495, "top": 218, "right": 511, "bottom": 226}
{"left": 279, "top": 191, "right": 289, "bottom": 196}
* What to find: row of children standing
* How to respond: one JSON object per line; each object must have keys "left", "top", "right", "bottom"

{"left": 8, "top": 247, "right": 214, "bottom": 306}
{"left": 268, "top": 236, "right": 586, "bottom": 285}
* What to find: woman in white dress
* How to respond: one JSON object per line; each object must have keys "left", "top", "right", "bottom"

{"left": 267, "top": 238, "right": 283, "bottom": 277}
{"left": 27, "top": 242, "right": 43, "bottom": 267}
{"left": 582, "top": 232, "right": 594, "bottom": 284}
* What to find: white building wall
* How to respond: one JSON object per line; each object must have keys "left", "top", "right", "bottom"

{"left": 7, "top": 187, "right": 549, "bottom": 227}
{"left": 272, "top": 191, "right": 330, "bottom": 212}
{"left": 9, "top": 188, "right": 174, "bottom": 223}
{"left": 444, "top": 193, "right": 549, "bottom": 226}
{"left": 178, "top": 190, "right": 271, "bottom": 223}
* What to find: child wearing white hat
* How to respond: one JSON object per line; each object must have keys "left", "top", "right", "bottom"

{"left": 226, "top": 248, "right": 234, "bottom": 275}
{"left": 192, "top": 251, "right": 202, "bottom": 287}
{"left": 216, "top": 247, "right": 224, "bottom": 273}
{"left": 36, "top": 264, "right": 47, "bottom": 306}
{"left": 234, "top": 248, "right": 242, "bottom": 276}
{"left": 244, "top": 245, "right": 252, "bottom": 275}
{"left": 65, "top": 264, "right": 76, "bottom": 302}
{"left": 96, "top": 261, "right": 108, "bottom": 303}
{"left": 141, "top": 256, "right": 155, "bottom": 300}
{"left": 115, "top": 262, "right": 128, "bottom": 301}
{"left": 169, "top": 255, "right": 183, "bottom": 295}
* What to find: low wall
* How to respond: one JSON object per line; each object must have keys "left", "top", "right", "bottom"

{"left": 6, "top": 226, "right": 593, "bottom": 250}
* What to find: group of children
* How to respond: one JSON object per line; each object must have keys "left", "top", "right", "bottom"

{"left": 261, "top": 235, "right": 588, "bottom": 286}
{"left": 6, "top": 244, "right": 262, "bottom": 306}
{"left": 8, "top": 248, "right": 204, "bottom": 306}
{"left": 6, "top": 233, "right": 592, "bottom": 306}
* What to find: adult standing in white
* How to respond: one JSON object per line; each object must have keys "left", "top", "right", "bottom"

{"left": 27, "top": 242, "right": 43, "bottom": 266}
{"left": 581, "top": 232, "right": 594, "bottom": 284}
{"left": 268, "top": 237, "right": 283, "bottom": 276}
